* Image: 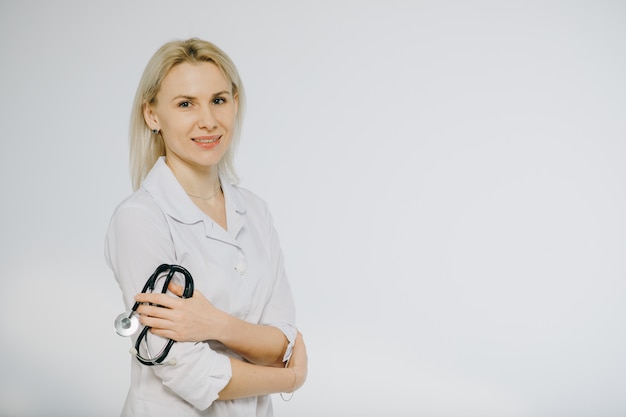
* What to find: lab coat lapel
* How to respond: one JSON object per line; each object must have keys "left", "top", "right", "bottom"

{"left": 217, "top": 176, "right": 247, "bottom": 244}
{"left": 201, "top": 176, "right": 246, "bottom": 247}
{"left": 201, "top": 219, "right": 239, "bottom": 247}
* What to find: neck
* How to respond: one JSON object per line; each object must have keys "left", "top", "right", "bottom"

{"left": 164, "top": 157, "right": 222, "bottom": 200}
{"left": 186, "top": 182, "right": 222, "bottom": 200}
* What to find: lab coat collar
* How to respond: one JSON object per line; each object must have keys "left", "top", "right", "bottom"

{"left": 142, "top": 157, "right": 247, "bottom": 245}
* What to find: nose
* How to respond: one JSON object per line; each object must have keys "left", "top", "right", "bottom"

{"left": 198, "top": 105, "right": 217, "bottom": 130}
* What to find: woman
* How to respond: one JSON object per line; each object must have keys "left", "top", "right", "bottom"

{"left": 105, "top": 38, "right": 307, "bottom": 417}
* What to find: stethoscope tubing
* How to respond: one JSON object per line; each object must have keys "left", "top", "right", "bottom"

{"left": 130, "top": 264, "right": 194, "bottom": 366}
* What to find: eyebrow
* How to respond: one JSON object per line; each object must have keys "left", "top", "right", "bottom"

{"left": 212, "top": 90, "right": 231, "bottom": 97}
{"left": 171, "top": 95, "right": 196, "bottom": 102}
{"left": 171, "top": 91, "right": 232, "bottom": 102}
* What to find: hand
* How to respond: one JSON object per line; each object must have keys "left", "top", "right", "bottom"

{"left": 134, "top": 282, "right": 227, "bottom": 342}
{"left": 287, "top": 331, "right": 308, "bottom": 391}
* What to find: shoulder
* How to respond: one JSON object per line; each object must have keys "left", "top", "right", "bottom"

{"left": 111, "top": 189, "right": 161, "bottom": 216}
{"left": 107, "top": 189, "right": 167, "bottom": 232}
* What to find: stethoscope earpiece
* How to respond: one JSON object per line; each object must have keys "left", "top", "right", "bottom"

{"left": 114, "top": 264, "right": 194, "bottom": 367}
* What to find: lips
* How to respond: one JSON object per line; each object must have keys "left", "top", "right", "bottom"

{"left": 192, "top": 135, "right": 221, "bottom": 144}
{"left": 192, "top": 135, "right": 222, "bottom": 149}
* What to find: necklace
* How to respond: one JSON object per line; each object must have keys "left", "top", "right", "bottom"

{"left": 186, "top": 184, "right": 222, "bottom": 201}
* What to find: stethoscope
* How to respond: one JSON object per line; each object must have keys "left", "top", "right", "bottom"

{"left": 114, "top": 264, "right": 194, "bottom": 366}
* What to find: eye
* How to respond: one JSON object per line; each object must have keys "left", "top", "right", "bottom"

{"left": 177, "top": 101, "right": 192, "bottom": 108}
{"left": 212, "top": 97, "right": 226, "bottom": 105}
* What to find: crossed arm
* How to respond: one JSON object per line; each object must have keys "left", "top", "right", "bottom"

{"left": 134, "top": 283, "right": 307, "bottom": 399}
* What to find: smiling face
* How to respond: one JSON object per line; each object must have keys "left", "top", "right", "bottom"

{"left": 143, "top": 61, "right": 238, "bottom": 176}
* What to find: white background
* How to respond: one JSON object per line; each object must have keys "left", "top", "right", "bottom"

{"left": 1, "top": 1, "right": 625, "bottom": 416}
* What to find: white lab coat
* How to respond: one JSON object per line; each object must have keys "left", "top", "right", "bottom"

{"left": 105, "top": 157, "right": 296, "bottom": 416}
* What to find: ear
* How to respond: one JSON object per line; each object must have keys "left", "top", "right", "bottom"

{"left": 233, "top": 93, "right": 239, "bottom": 116}
{"left": 143, "top": 102, "right": 160, "bottom": 131}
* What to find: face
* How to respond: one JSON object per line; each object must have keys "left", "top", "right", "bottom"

{"left": 144, "top": 62, "right": 238, "bottom": 175}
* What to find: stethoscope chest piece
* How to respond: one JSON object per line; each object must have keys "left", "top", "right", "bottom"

{"left": 114, "top": 312, "right": 140, "bottom": 337}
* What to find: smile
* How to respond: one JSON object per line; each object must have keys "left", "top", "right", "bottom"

{"left": 192, "top": 135, "right": 221, "bottom": 144}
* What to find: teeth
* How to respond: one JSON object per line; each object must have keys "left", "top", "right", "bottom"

{"left": 194, "top": 138, "right": 218, "bottom": 143}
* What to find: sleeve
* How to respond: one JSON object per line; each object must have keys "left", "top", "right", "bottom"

{"left": 258, "top": 207, "right": 298, "bottom": 363}
{"left": 104, "top": 196, "right": 232, "bottom": 410}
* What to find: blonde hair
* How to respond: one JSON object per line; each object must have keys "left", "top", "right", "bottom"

{"left": 129, "top": 38, "right": 245, "bottom": 190}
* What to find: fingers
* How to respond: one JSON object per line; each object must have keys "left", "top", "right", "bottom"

{"left": 135, "top": 302, "right": 174, "bottom": 320}
{"left": 132, "top": 288, "right": 213, "bottom": 343}
{"left": 133, "top": 300, "right": 191, "bottom": 342}
{"left": 148, "top": 327, "right": 179, "bottom": 341}
{"left": 135, "top": 284, "right": 199, "bottom": 305}
{"left": 140, "top": 319, "right": 184, "bottom": 342}
{"left": 289, "top": 332, "right": 307, "bottom": 364}
{"left": 294, "top": 331, "right": 306, "bottom": 351}
{"left": 134, "top": 291, "right": 180, "bottom": 308}
{"left": 135, "top": 306, "right": 185, "bottom": 340}
{"left": 288, "top": 334, "right": 308, "bottom": 391}
{"left": 138, "top": 314, "right": 172, "bottom": 330}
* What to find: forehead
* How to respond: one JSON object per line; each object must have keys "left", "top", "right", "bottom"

{"left": 159, "top": 61, "right": 231, "bottom": 96}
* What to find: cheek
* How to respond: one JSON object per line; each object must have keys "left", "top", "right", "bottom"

{"left": 161, "top": 113, "right": 195, "bottom": 132}
{"left": 218, "top": 108, "right": 237, "bottom": 128}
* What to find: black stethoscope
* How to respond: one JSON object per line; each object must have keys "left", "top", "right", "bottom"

{"left": 114, "top": 264, "right": 194, "bottom": 366}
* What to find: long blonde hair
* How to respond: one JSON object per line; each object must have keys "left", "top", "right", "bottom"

{"left": 129, "top": 38, "right": 245, "bottom": 191}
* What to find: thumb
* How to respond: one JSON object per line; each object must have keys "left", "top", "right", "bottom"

{"left": 167, "top": 281, "right": 185, "bottom": 297}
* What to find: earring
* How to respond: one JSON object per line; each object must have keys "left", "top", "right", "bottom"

{"left": 152, "top": 129, "right": 160, "bottom": 135}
